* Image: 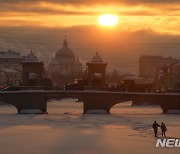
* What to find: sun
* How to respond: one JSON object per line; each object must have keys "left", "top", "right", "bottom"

{"left": 98, "top": 14, "right": 118, "bottom": 27}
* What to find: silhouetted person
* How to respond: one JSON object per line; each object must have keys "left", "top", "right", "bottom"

{"left": 152, "top": 121, "right": 160, "bottom": 137}
{"left": 161, "top": 122, "right": 167, "bottom": 137}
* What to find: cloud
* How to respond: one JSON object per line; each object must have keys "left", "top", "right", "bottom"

{"left": 1, "top": 0, "right": 180, "bottom": 5}
{"left": 0, "top": 0, "right": 180, "bottom": 16}
{"left": 0, "top": 0, "right": 180, "bottom": 44}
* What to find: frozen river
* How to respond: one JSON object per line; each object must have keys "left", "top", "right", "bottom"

{"left": 0, "top": 99, "right": 179, "bottom": 154}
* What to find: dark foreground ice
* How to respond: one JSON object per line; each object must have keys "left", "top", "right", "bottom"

{"left": 0, "top": 99, "right": 179, "bottom": 154}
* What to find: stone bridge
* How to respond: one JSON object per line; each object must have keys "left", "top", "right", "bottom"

{"left": 0, "top": 90, "right": 180, "bottom": 114}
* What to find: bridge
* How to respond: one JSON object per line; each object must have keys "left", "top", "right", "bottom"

{"left": 0, "top": 90, "right": 180, "bottom": 114}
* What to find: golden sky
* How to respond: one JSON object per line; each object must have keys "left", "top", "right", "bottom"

{"left": 0, "top": 0, "right": 180, "bottom": 35}
{"left": 1, "top": 0, "right": 180, "bottom": 74}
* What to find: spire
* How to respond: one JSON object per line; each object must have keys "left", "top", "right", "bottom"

{"left": 63, "top": 35, "right": 68, "bottom": 47}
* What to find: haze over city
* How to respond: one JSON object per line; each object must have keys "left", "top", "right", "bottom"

{"left": 1, "top": 0, "right": 180, "bottom": 74}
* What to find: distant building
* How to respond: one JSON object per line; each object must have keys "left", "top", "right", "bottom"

{"left": 153, "top": 61, "right": 180, "bottom": 90}
{"left": 47, "top": 37, "right": 83, "bottom": 86}
{"left": 139, "top": 55, "right": 177, "bottom": 80}
{"left": 0, "top": 49, "right": 23, "bottom": 70}
{"left": 85, "top": 52, "right": 108, "bottom": 87}
{"left": 21, "top": 51, "right": 53, "bottom": 87}
{"left": 0, "top": 50, "right": 23, "bottom": 86}
{"left": 48, "top": 38, "right": 82, "bottom": 76}
{"left": 170, "top": 63, "right": 180, "bottom": 88}
{"left": 0, "top": 68, "right": 21, "bottom": 86}
{"left": 21, "top": 51, "right": 45, "bottom": 86}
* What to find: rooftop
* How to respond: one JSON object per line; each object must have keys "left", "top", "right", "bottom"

{"left": 22, "top": 50, "right": 41, "bottom": 63}
{"left": 0, "top": 50, "right": 22, "bottom": 59}
{"left": 90, "top": 52, "right": 104, "bottom": 63}
{"left": 0, "top": 68, "right": 18, "bottom": 73}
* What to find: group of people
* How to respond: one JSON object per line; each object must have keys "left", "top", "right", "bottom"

{"left": 152, "top": 121, "right": 167, "bottom": 137}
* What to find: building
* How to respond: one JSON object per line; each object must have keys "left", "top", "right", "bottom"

{"left": 0, "top": 50, "right": 23, "bottom": 86}
{"left": 153, "top": 61, "right": 180, "bottom": 90}
{"left": 47, "top": 37, "right": 83, "bottom": 86}
{"left": 170, "top": 63, "right": 180, "bottom": 88}
{"left": 85, "top": 52, "right": 108, "bottom": 87}
{"left": 0, "top": 68, "right": 21, "bottom": 86}
{"left": 48, "top": 37, "right": 82, "bottom": 76}
{"left": 21, "top": 51, "right": 45, "bottom": 86}
{"left": 21, "top": 51, "right": 53, "bottom": 88}
{"left": 139, "top": 55, "right": 177, "bottom": 80}
{"left": 0, "top": 49, "right": 23, "bottom": 70}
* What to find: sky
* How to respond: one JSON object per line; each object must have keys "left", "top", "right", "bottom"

{"left": 0, "top": 0, "right": 180, "bottom": 74}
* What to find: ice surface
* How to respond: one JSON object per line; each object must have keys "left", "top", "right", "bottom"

{"left": 20, "top": 109, "right": 43, "bottom": 114}
{"left": 86, "top": 110, "right": 108, "bottom": 114}
{"left": 0, "top": 100, "right": 179, "bottom": 154}
{"left": 167, "top": 110, "right": 180, "bottom": 114}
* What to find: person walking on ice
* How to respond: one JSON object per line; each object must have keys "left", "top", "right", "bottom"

{"left": 152, "top": 121, "right": 160, "bottom": 137}
{"left": 160, "top": 122, "right": 167, "bottom": 137}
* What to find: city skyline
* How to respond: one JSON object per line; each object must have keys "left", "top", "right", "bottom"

{"left": 0, "top": 0, "right": 180, "bottom": 74}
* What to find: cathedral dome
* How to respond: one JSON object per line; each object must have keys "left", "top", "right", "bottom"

{"left": 48, "top": 37, "right": 83, "bottom": 77}
{"left": 55, "top": 38, "right": 76, "bottom": 60}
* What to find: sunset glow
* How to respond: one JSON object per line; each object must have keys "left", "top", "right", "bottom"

{"left": 98, "top": 14, "right": 118, "bottom": 26}
{"left": 0, "top": 1, "right": 180, "bottom": 35}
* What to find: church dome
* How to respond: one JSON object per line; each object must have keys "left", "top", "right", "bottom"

{"left": 48, "top": 37, "right": 83, "bottom": 76}
{"left": 91, "top": 52, "right": 104, "bottom": 63}
{"left": 55, "top": 38, "right": 76, "bottom": 60}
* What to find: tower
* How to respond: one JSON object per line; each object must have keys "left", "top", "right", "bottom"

{"left": 86, "top": 52, "right": 108, "bottom": 87}
{"left": 21, "top": 51, "right": 45, "bottom": 86}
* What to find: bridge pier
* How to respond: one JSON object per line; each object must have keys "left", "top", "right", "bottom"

{"left": 82, "top": 93, "right": 127, "bottom": 114}
{"left": 17, "top": 93, "right": 47, "bottom": 114}
{"left": 83, "top": 93, "right": 108, "bottom": 113}
{"left": 0, "top": 92, "right": 47, "bottom": 114}
{"left": 83, "top": 100, "right": 110, "bottom": 114}
{"left": 158, "top": 99, "right": 180, "bottom": 114}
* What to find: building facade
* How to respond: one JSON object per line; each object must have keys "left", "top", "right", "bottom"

{"left": 139, "top": 55, "right": 177, "bottom": 80}
{"left": 48, "top": 38, "right": 82, "bottom": 76}
{"left": 0, "top": 50, "right": 23, "bottom": 70}
{"left": 0, "top": 50, "right": 23, "bottom": 86}
{"left": 170, "top": 63, "right": 180, "bottom": 88}
{"left": 0, "top": 68, "right": 21, "bottom": 86}
{"left": 85, "top": 52, "right": 107, "bottom": 87}
{"left": 47, "top": 38, "right": 83, "bottom": 86}
{"left": 22, "top": 51, "right": 46, "bottom": 86}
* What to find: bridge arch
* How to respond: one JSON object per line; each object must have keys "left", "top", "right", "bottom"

{"left": 82, "top": 92, "right": 176, "bottom": 114}
{"left": 109, "top": 101, "right": 162, "bottom": 115}
{"left": 0, "top": 101, "right": 18, "bottom": 114}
